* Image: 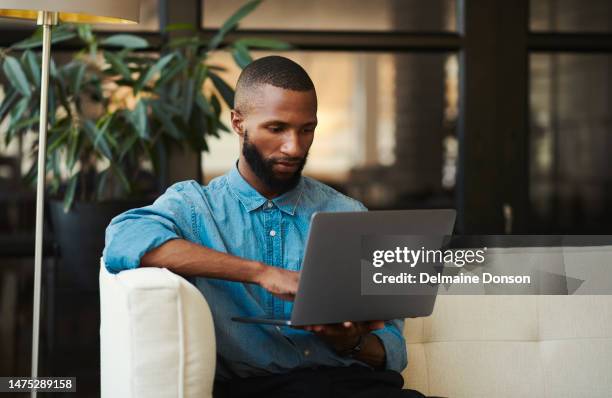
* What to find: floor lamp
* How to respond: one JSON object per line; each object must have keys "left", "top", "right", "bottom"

{"left": 0, "top": 2, "right": 140, "bottom": 395}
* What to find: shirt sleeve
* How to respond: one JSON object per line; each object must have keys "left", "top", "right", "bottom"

{"left": 102, "top": 181, "right": 198, "bottom": 274}
{"left": 371, "top": 319, "right": 408, "bottom": 372}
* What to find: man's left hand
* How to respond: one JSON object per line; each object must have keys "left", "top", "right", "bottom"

{"left": 299, "top": 321, "right": 385, "bottom": 354}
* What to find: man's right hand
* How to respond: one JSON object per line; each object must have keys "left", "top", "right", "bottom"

{"left": 255, "top": 264, "right": 300, "bottom": 301}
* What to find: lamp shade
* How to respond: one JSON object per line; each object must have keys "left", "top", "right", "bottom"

{"left": 0, "top": 0, "right": 140, "bottom": 24}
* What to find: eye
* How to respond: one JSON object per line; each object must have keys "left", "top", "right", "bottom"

{"left": 268, "top": 126, "right": 284, "bottom": 133}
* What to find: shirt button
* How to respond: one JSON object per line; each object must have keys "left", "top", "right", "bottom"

{"left": 267, "top": 201, "right": 274, "bottom": 208}
{"left": 304, "top": 350, "right": 310, "bottom": 356}
{"left": 269, "top": 230, "right": 276, "bottom": 237}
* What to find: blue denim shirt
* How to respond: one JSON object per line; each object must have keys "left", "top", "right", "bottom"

{"left": 103, "top": 164, "right": 407, "bottom": 380}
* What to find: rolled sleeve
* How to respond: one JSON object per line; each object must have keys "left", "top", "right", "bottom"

{"left": 102, "top": 181, "right": 197, "bottom": 274}
{"left": 371, "top": 319, "right": 408, "bottom": 372}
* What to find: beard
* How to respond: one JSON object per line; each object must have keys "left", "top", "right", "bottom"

{"left": 242, "top": 130, "right": 308, "bottom": 194}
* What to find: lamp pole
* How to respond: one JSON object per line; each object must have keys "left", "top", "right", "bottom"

{"left": 31, "top": 11, "right": 58, "bottom": 397}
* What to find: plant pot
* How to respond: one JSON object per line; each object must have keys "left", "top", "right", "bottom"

{"left": 49, "top": 199, "right": 150, "bottom": 291}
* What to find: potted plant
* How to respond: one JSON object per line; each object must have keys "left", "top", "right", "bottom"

{"left": 0, "top": 0, "right": 290, "bottom": 290}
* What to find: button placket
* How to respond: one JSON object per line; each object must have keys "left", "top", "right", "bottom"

{"left": 263, "top": 209, "right": 274, "bottom": 314}
{"left": 271, "top": 209, "right": 283, "bottom": 317}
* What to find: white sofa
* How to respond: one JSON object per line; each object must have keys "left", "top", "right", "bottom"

{"left": 100, "top": 262, "right": 612, "bottom": 398}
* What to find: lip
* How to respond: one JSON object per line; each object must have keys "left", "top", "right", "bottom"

{"left": 274, "top": 161, "right": 300, "bottom": 172}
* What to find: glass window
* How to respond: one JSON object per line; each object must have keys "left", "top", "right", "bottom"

{"left": 202, "top": 0, "right": 457, "bottom": 32}
{"left": 530, "top": 53, "right": 612, "bottom": 232}
{"left": 531, "top": 0, "right": 612, "bottom": 32}
{"left": 202, "top": 51, "right": 458, "bottom": 210}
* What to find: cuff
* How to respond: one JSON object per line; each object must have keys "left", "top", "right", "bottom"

{"left": 103, "top": 221, "right": 179, "bottom": 274}
{"left": 371, "top": 323, "right": 408, "bottom": 372}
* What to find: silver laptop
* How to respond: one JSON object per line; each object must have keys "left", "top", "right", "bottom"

{"left": 232, "top": 209, "right": 456, "bottom": 326}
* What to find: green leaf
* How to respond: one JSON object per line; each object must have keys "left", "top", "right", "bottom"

{"left": 63, "top": 172, "right": 79, "bottom": 213}
{"left": 218, "top": 120, "right": 231, "bottom": 132}
{"left": 49, "top": 58, "right": 58, "bottom": 79}
{"left": 3, "top": 56, "right": 31, "bottom": 97}
{"left": 151, "top": 101, "right": 183, "bottom": 140}
{"left": 101, "top": 34, "right": 149, "bottom": 49}
{"left": 134, "top": 53, "right": 175, "bottom": 93}
{"left": 84, "top": 120, "right": 113, "bottom": 160}
{"left": 66, "top": 126, "right": 81, "bottom": 171}
{"left": 118, "top": 133, "right": 139, "bottom": 160}
{"left": 96, "top": 168, "right": 110, "bottom": 201}
{"left": 167, "top": 36, "right": 202, "bottom": 49}
{"left": 234, "top": 38, "right": 291, "bottom": 50}
{"left": 111, "top": 164, "right": 131, "bottom": 194}
{"left": 22, "top": 50, "right": 41, "bottom": 87}
{"left": 47, "top": 128, "right": 70, "bottom": 154}
{"left": 11, "top": 116, "right": 39, "bottom": 131}
{"left": 181, "top": 78, "right": 195, "bottom": 121}
{"left": 194, "top": 64, "right": 209, "bottom": 89}
{"left": 208, "top": 0, "right": 262, "bottom": 51}
{"left": 0, "top": 88, "right": 18, "bottom": 126}
{"left": 22, "top": 161, "right": 37, "bottom": 186}
{"left": 209, "top": 71, "right": 235, "bottom": 108}
{"left": 8, "top": 97, "right": 30, "bottom": 130}
{"left": 187, "top": 105, "right": 208, "bottom": 152}
{"left": 13, "top": 26, "right": 76, "bottom": 50}
{"left": 129, "top": 100, "right": 149, "bottom": 139}
{"left": 77, "top": 24, "right": 94, "bottom": 44}
{"left": 208, "top": 64, "right": 228, "bottom": 72}
{"left": 162, "top": 23, "right": 196, "bottom": 33}
{"left": 154, "top": 55, "right": 189, "bottom": 89}
{"left": 195, "top": 92, "right": 213, "bottom": 116}
{"left": 97, "top": 115, "right": 117, "bottom": 148}
{"left": 231, "top": 42, "right": 252, "bottom": 68}
{"left": 211, "top": 94, "right": 222, "bottom": 116}
{"left": 71, "top": 63, "right": 87, "bottom": 94}
{"left": 103, "top": 52, "right": 132, "bottom": 80}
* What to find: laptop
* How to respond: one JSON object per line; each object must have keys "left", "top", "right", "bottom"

{"left": 232, "top": 209, "right": 456, "bottom": 326}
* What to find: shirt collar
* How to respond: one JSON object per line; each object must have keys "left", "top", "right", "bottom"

{"left": 226, "top": 162, "right": 304, "bottom": 216}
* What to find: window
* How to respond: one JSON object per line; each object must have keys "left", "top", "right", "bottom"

{"left": 203, "top": 51, "right": 458, "bottom": 209}
{"left": 202, "top": 0, "right": 457, "bottom": 32}
{"left": 531, "top": 0, "right": 612, "bottom": 32}
{"left": 530, "top": 53, "right": 612, "bottom": 233}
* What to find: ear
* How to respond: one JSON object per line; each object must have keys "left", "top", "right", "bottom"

{"left": 230, "top": 109, "right": 244, "bottom": 137}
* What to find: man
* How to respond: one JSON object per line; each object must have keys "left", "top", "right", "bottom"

{"left": 104, "top": 56, "right": 425, "bottom": 398}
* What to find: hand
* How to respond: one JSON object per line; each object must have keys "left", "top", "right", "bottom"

{"left": 300, "top": 321, "right": 385, "bottom": 354}
{"left": 255, "top": 264, "right": 300, "bottom": 301}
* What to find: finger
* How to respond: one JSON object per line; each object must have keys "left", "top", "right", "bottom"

{"left": 368, "top": 320, "right": 385, "bottom": 330}
{"left": 273, "top": 292, "right": 295, "bottom": 301}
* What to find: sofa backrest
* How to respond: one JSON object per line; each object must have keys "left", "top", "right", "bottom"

{"left": 403, "top": 295, "right": 612, "bottom": 398}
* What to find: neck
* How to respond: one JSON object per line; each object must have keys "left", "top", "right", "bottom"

{"left": 237, "top": 156, "right": 281, "bottom": 199}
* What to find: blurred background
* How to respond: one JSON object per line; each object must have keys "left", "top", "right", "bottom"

{"left": 1, "top": 0, "right": 611, "bottom": 395}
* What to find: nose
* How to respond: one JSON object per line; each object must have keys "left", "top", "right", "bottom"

{"left": 280, "top": 131, "right": 302, "bottom": 158}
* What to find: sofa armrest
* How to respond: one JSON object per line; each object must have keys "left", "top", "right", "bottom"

{"left": 100, "top": 260, "right": 216, "bottom": 398}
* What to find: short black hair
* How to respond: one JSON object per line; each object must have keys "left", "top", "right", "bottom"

{"left": 234, "top": 56, "right": 315, "bottom": 113}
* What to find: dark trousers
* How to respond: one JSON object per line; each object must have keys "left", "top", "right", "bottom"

{"left": 213, "top": 365, "right": 427, "bottom": 398}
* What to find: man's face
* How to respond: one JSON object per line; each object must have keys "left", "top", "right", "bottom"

{"left": 232, "top": 84, "right": 318, "bottom": 193}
